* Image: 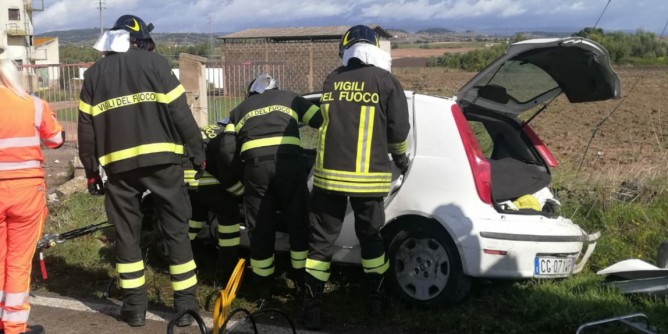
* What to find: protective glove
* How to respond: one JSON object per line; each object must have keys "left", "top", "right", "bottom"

{"left": 392, "top": 153, "right": 410, "bottom": 174}
{"left": 193, "top": 160, "right": 206, "bottom": 180}
{"left": 87, "top": 175, "right": 105, "bottom": 195}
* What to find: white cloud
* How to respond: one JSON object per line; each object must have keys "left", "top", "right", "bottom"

{"left": 33, "top": 0, "right": 667, "bottom": 34}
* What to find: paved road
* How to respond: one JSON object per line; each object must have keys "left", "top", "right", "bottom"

{"left": 26, "top": 292, "right": 397, "bottom": 334}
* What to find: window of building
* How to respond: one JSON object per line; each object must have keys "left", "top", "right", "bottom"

{"left": 8, "top": 8, "right": 20, "bottom": 21}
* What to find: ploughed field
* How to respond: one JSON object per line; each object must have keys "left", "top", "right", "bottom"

{"left": 393, "top": 66, "right": 668, "bottom": 178}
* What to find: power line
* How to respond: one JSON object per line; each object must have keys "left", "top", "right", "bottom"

{"left": 593, "top": 0, "right": 612, "bottom": 29}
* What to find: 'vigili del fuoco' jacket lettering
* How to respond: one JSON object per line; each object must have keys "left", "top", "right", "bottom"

{"left": 315, "top": 63, "right": 410, "bottom": 197}
{"left": 78, "top": 48, "right": 204, "bottom": 177}
{"left": 228, "top": 89, "right": 322, "bottom": 159}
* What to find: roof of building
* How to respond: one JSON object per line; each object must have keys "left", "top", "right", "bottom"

{"left": 34, "top": 37, "right": 57, "bottom": 47}
{"left": 219, "top": 25, "right": 392, "bottom": 42}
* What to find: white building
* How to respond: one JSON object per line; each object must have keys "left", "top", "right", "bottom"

{"left": 0, "top": 0, "right": 39, "bottom": 65}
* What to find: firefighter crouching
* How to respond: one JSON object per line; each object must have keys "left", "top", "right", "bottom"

{"left": 300, "top": 25, "right": 411, "bottom": 330}
{"left": 184, "top": 122, "right": 244, "bottom": 283}
{"left": 0, "top": 50, "right": 64, "bottom": 334}
{"left": 227, "top": 74, "right": 323, "bottom": 303}
{"left": 77, "top": 14, "right": 205, "bottom": 327}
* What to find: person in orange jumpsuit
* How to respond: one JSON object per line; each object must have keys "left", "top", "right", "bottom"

{"left": 0, "top": 48, "right": 65, "bottom": 334}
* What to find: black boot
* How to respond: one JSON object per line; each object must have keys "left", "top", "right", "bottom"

{"left": 120, "top": 308, "right": 146, "bottom": 327}
{"left": 367, "top": 273, "right": 386, "bottom": 317}
{"left": 252, "top": 273, "right": 275, "bottom": 309}
{"left": 290, "top": 268, "right": 306, "bottom": 299}
{"left": 299, "top": 274, "right": 324, "bottom": 330}
{"left": 20, "top": 325, "right": 45, "bottom": 334}
{"left": 215, "top": 246, "right": 240, "bottom": 286}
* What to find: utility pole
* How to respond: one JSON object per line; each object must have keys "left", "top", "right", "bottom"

{"left": 96, "top": 0, "right": 106, "bottom": 34}
{"left": 209, "top": 16, "right": 214, "bottom": 58}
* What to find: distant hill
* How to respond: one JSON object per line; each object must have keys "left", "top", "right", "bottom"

{"left": 37, "top": 28, "right": 229, "bottom": 46}
{"left": 416, "top": 28, "right": 455, "bottom": 34}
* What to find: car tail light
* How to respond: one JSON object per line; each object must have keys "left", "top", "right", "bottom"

{"left": 522, "top": 123, "right": 558, "bottom": 168}
{"left": 452, "top": 104, "right": 492, "bottom": 205}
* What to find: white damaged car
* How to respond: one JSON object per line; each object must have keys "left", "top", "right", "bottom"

{"left": 240, "top": 37, "right": 621, "bottom": 307}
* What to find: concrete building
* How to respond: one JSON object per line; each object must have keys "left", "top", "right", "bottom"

{"left": 0, "top": 0, "right": 45, "bottom": 65}
{"left": 218, "top": 25, "right": 392, "bottom": 94}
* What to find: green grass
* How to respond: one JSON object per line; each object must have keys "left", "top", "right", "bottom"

{"left": 37, "top": 172, "right": 668, "bottom": 333}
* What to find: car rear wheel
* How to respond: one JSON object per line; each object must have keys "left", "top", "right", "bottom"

{"left": 387, "top": 223, "right": 471, "bottom": 308}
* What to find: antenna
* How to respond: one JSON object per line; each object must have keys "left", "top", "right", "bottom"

{"left": 593, "top": 0, "right": 612, "bottom": 29}
{"left": 96, "top": 0, "right": 107, "bottom": 34}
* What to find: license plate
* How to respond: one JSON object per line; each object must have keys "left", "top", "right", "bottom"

{"left": 534, "top": 256, "right": 574, "bottom": 277}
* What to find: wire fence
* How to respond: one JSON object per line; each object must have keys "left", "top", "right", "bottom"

{"left": 18, "top": 60, "right": 288, "bottom": 143}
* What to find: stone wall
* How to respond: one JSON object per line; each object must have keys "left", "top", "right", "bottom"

{"left": 220, "top": 41, "right": 340, "bottom": 94}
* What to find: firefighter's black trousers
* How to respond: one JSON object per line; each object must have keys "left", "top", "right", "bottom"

{"left": 188, "top": 186, "right": 241, "bottom": 246}
{"left": 105, "top": 164, "right": 198, "bottom": 313}
{"left": 243, "top": 154, "right": 310, "bottom": 278}
{"left": 305, "top": 190, "right": 389, "bottom": 283}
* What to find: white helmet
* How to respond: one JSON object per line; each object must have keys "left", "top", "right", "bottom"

{"left": 247, "top": 74, "right": 277, "bottom": 97}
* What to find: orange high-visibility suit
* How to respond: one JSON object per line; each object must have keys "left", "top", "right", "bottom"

{"left": 0, "top": 86, "right": 63, "bottom": 334}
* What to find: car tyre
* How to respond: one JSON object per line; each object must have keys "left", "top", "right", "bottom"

{"left": 386, "top": 224, "right": 471, "bottom": 308}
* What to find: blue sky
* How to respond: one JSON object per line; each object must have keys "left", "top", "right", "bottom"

{"left": 34, "top": 0, "right": 668, "bottom": 35}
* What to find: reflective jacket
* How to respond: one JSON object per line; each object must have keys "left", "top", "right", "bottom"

{"left": 0, "top": 89, "right": 63, "bottom": 180}
{"left": 228, "top": 89, "right": 322, "bottom": 160}
{"left": 314, "top": 60, "right": 410, "bottom": 197}
{"left": 78, "top": 48, "right": 204, "bottom": 178}
{"left": 184, "top": 123, "right": 244, "bottom": 196}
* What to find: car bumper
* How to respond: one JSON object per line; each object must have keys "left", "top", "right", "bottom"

{"left": 468, "top": 226, "right": 600, "bottom": 279}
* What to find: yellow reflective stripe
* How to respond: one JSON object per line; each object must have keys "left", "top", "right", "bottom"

{"left": 316, "top": 104, "right": 330, "bottom": 170}
{"left": 184, "top": 170, "right": 216, "bottom": 178}
{"left": 313, "top": 177, "right": 391, "bottom": 194}
{"left": 170, "top": 260, "right": 197, "bottom": 275}
{"left": 226, "top": 181, "right": 243, "bottom": 192}
{"left": 240, "top": 136, "right": 300, "bottom": 153}
{"left": 185, "top": 178, "right": 221, "bottom": 187}
{"left": 291, "top": 250, "right": 308, "bottom": 269}
{"left": 362, "top": 254, "right": 386, "bottom": 269}
{"left": 314, "top": 168, "right": 392, "bottom": 182}
{"left": 188, "top": 232, "right": 197, "bottom": 240}
{"left": 189, "top": 221, "right": 205, "bottom": 229}
{"left": 117, "top": 261, "right": 144, "bottom": 274}
{"left": 251, "top": 255, "right": 275, "bottom": 269}
{"left": 235, "top": 105, "right": 299, "bottom": 133}
{"left": 224, "top": 123, "right": 236, "bottom": 133}
{"left": 218, "top": 224, "right": 240, "bottom": 234}
{"left": 172, "top": 274, "right": 197, "bottom": 291}
{"left": 363, "top": 260, "right": 389, "bottom": 275}
{"left": 218, "top": 237, "right": 240, "bottom": 247}
{"left": 119, "top": 276, "right": 146, "bottom": 289}
{"left": 355, "top": 106, "right": 375, "bottom": 173}
{"left": 305, "top": 258, "right": 330, "bottom": 272}
{"left": 99, "top": 143, "right": 184, "bottom": 166}
{"left": 157, "top": 84, "right": 186, "bottom": 104}
{"left": 252, "top": 266, "right": 274, "bottom": 277}
{"left": 389, "top": 140, "right": 408, "bottom": 155}
{"left": 306, "top": 269, "right": 330, "bottom": 282}
{"left": 79, "top": 100, "right": 93, "bottom": 115}
{"left": 302, "top": 105, "right": 320, "bottom": 125}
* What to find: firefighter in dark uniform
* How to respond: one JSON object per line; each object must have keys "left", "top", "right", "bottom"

{"left": 184, "top": 121, "right": 244, "bottom": 283}
{"left": 227, "top": 74, "right": 322, "bottom": 301}
{"left": 300, "top": 25, "right": 410, "bottom": 330}
{"left": 78, "top": 14, "right": 204, "bottom": 328}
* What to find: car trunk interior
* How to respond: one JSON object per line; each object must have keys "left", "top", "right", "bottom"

{"left": 464, "top": 106, "right": 559, "bottom": 216}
